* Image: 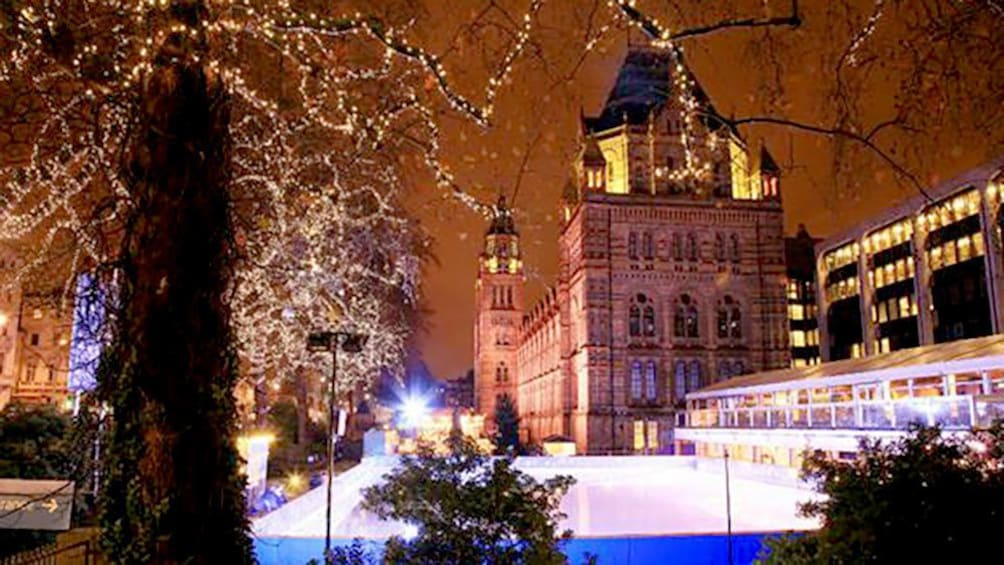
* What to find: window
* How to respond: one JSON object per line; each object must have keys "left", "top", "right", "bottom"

{"left": 674, "top": 294, "right": 700, "bottom": 338}
{"left": 633, "top": 420, "right": 645, "bottom": 451}
{"left": 643, "top": 306, "right": 656, "bottom": 337}
{"left": 628, "top": 232, "right": 638, "bottom": 259}
{"left": 48, "top": 367, "right": 55, "bottom": 382}
{"left": 717, "top": 296, "right": 742, "bottom": 340}
{"left": 629, "top": 304, "right": 641, "bottom": 337}
{"left": 687, "top": 234, "right": 698, "bottom": 261}
{"left": 30, "top": 333, "right": 39, "bottom": 346}
{"left": 642, "top": 232, "right": 654, "bottom": 259}
{"left": 32, "top": 308, "right": 42, "bottom": 320}
{"left": 645, "top": 361, "right": 657, "bottom": 400}
{"left": 24, "top": 360, "right": 36, "bottom": 382}
{"left": 688, "top": 360, "right": 702, "bottom": 391}
{"left": 718, "top": 360, "right": 732, "bottom": 381}
{"left": 630, "top": 361, "right": 643, "bottom": 400}
{"left": 714, "top": 234, "right": 726, "bottom": 261}
{"left": 733, "top": 360, "right": 745, "bottom": 376}
{"left": 674, "top": 361, "right": 687, "bottom": 401}
{"left": 672, "top": 233, "right": 683, "bottom": 260}
{"left": 646, "top": 421, "right": 659, "bottom": 450}
{"left": 496, "top": 363, "right": 509, "bottom": 383}
{"left": 730, "top": 234, "right": 741, "bottom": 262}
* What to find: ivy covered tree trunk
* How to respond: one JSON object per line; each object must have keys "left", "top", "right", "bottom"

{"left": 97, "top": 34, "right": 251, "bottom": 564}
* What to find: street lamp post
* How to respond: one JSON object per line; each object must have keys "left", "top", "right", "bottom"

{"left": 724, "top": 448, "right": 734, "bottom": 565}
{"left": 307, "top": 330, "right": 368, "bottom": 564}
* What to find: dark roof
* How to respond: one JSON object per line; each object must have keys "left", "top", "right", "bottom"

{"left": 486, "top": 195, "right": 517, "bottom": 236}
{"left": 760, "top": 145, "right": 780, "bottom": 174}
{"left": 584, "top": 46, "right": 724, "bottom": 134}
{"left": 582, "top": 134, "right": 606, "bottom": 165}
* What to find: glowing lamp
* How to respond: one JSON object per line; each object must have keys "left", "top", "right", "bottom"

{"left": 401, "top": 396, "right": 429, "bottom": 428}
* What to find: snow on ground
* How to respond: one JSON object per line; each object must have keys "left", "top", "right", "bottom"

{"left": 252, "top": 456, "right": 821, "bottom": 540}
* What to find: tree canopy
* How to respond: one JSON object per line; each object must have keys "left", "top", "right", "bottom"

{"left": 359, "top": 433, "right": 575, "bottom": 564}
{"left": 759, "top": 424, "right": 1004, "bottom": 564}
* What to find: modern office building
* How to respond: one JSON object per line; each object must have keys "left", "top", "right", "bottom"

{"left": 817, "top": 157, "right": 1004, "bottom": 361}
{"left": 785, "top": 226, "right": 821, "bottom": 367}
{"left": 677, "top": 334, "right": 1004, "bottom": 468}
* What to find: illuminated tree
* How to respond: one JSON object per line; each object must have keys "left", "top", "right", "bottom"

{"left": 0, "top": 0, "right": 541, "bottom": 561}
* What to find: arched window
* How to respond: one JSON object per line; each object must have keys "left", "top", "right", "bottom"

{"left": 630, "top": 361, "right": 643, "bottom": 400}
{"left": 642, "top": 232, "right": 654, "bottom": 259}
{"left": 645, "top": 361, "right": 657, "bottom": 400}
{"left": 643, "top": 306, "right": 656, "bottom": 337}
{"left": 674, "top": 360, "right": 687, "bottom": 401}
{"left": 715, "top": 234, "right": 725, "bottom": 261}
{"left": 674, "top": 294, "right": 699, "bottom": 338}
{"left": 730, "top": 234, "right": 741, "bottom": 262}
{"left": 688, "top": 360, "right": 702, "bottom": 391}
{"left": 496, "top": 364, "right": 505, "bottom": 383}
{"left": 717, "top": 295, "right": 742, "bottom": 339}
{"left": 672, "top": 233, "right": 683, "bottom": 260}
{"left": 628, "top": 232, "right": 638, "bottom": 259}
{"left": 629, "top": 305, "right": 641, "bottom": 337}
{"left": 733, "top": 360, "right": 745, "bottom": 376}
{"left": 687, "top": 234, "right": 699, "bottom": 261}
{"left": 718, "top": 360, "right": 732, "bottom": 381}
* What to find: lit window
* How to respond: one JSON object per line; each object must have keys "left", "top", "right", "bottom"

{"left": 645, "top": 361, "right": 657, "bottom": 400}
{"left": 973, "top": 232, "right": 986, "bottom": 256}
{"left": 674, "top": 361, "right": 687, "bottom": 401}
{"left": 633, "top": 420, "right": 645, "bottom": 451}
{"left": 899, "top": 296, "right": 911, "bottom": 318}
{"left": 791, "top": 330, "right": 806, "bottom": 348}
{"left": 630, "top": 361, "right": 643, "bottom": 400}
{"left": 646, "top": 421, "right": 659, "bottom": 450}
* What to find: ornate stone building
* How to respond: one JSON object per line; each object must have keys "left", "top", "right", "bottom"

{"left": 475, "top": 45, "right": 790, "bottom": 454}
{"left": 0, "top": 248, "right": 73, "bottom": 409}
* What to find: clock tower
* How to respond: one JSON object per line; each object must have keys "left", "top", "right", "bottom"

{"left": 473, "top": 196, "right": 524, "bottom": 427}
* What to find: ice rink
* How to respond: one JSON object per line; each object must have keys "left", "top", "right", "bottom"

{"left": 252, "top": 456, "right": 821, "bottom": 540}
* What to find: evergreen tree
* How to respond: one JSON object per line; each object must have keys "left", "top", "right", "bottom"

{"left": 359, "top": 433, "right": 574, "bottom": 564}
{"left": 493, "top": 394, "right": 520, "bottom": 455}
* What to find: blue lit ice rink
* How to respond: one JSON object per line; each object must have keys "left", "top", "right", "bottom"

{"left": 253, "top": 456, "right": 820, "bottom": 564}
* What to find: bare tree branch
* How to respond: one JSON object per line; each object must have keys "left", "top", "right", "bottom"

{"left": 615, "top": 0, "right": 801, "bottom": 42}
{"left": 713, "top": 113, "right": 933, "bottom": 200}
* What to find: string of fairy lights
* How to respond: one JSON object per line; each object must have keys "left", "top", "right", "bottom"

{"left": 0, "top": 0, "right": 747, "bottom": 394}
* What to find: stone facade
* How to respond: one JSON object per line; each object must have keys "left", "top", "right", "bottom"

{"left": 0, "top": 249, "right": 73, "bottom": 410}
{"left": 475, "top": 46, "right": 790, "bottom": 454}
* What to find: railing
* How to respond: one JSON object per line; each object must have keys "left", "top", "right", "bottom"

{"left": 0, "top": 539, "right": 95, "bottom": 565}
{"left": 688, "top": 395, "right": 979, "bottom": 432}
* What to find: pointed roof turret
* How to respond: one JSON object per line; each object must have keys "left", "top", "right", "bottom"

{"left": 581, "top": 134, "right": 606, "bottom": 166}
{"left": 759, "top": 145, "right": 780, "bottom": 176}
{"left": 486, "top": 194, "right": 518, "bottom": 236}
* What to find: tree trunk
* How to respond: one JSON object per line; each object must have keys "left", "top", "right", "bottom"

{"left": 97, "top": 57, "right": 251, "bottom": 563}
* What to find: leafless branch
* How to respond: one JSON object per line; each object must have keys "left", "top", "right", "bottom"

{"left": 616, "top": 0, "right": 801, "bottom": 42}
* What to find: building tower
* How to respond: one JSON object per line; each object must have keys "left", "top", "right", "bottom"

{"left": 474, "top": 195, "right": 524, "bottom": 428}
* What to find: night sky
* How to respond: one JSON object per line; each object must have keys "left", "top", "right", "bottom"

{"left": 404, "top": 1, "right": 1002, "bottom": 379}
